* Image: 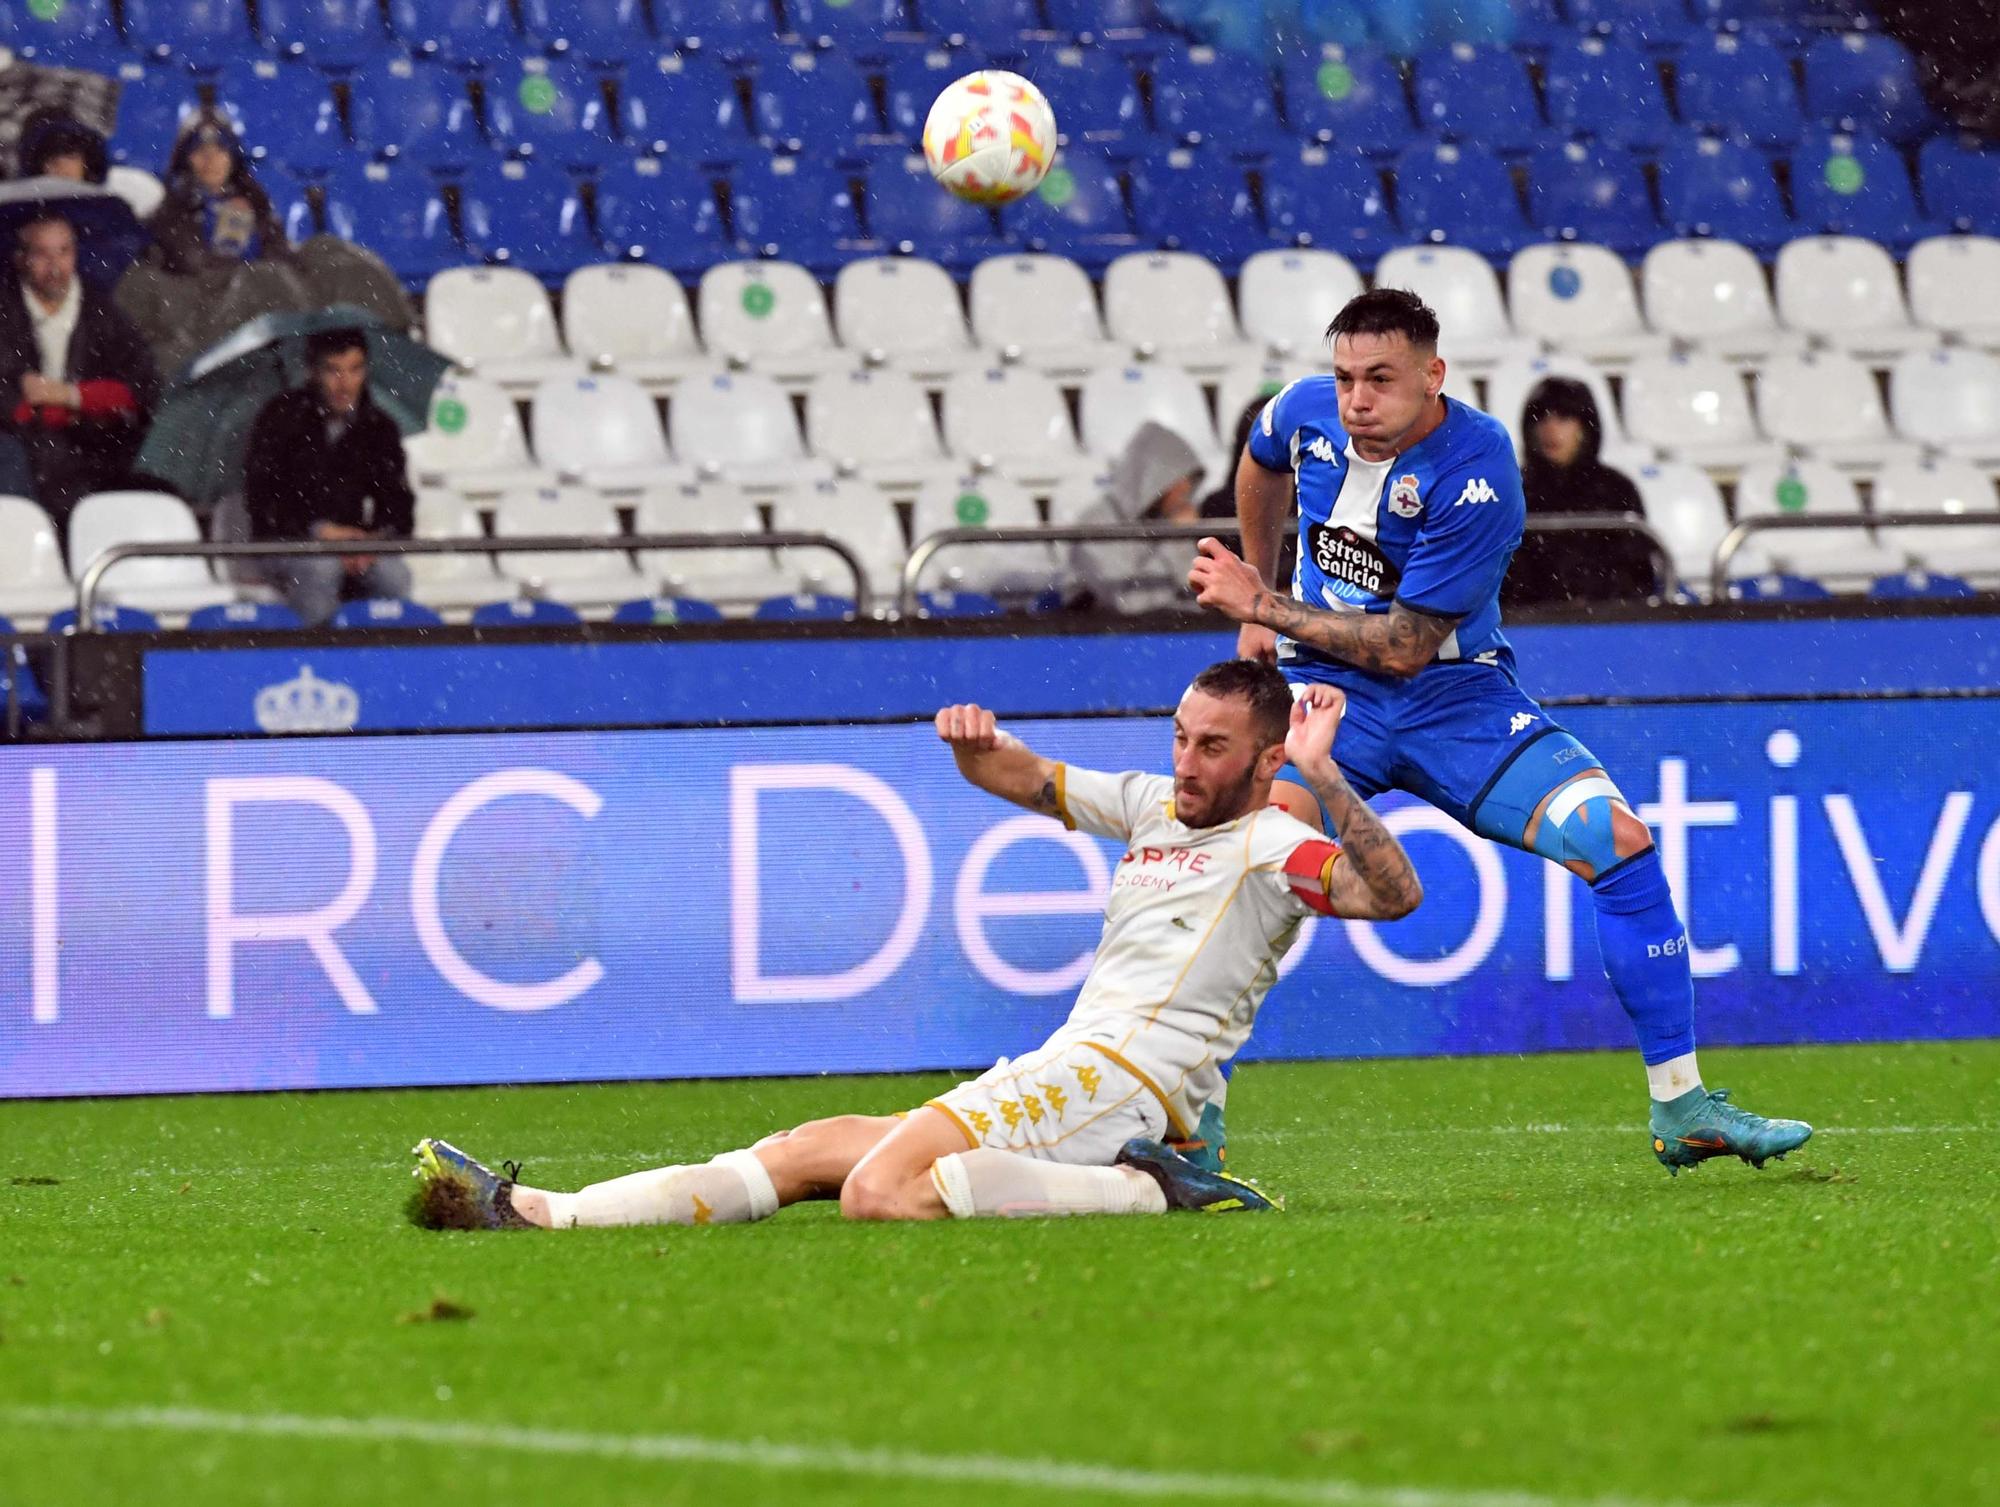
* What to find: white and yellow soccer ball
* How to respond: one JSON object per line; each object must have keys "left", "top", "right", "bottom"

{"left": 921, "top": 70, "right": 1059, "bottom": 205}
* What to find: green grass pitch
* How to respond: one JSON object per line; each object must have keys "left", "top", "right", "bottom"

{"left": 1, "top": 1041, "right": 1995, "bottom": 1507}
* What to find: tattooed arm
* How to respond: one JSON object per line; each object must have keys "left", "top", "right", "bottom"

{"left": 1284, "top": 685, "right": 1423, "bottom": 920}
{"left": 935, "top": 703, "right": 1062, "bottom": 818}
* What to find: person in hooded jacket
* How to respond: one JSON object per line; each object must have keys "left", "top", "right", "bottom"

{"left": 1066, "top": 420, "right": 1208, "bottom": 614}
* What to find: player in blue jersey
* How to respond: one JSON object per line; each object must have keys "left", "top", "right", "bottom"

{"left": 1188, "top": 288, "right": 1811, "bottom": 1175}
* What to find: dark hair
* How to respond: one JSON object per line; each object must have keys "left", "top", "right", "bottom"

{"left": 13, "top": 211, "right": 76, "bottom": 251}
{"left": 306, "top": 327, "right": 369, "bottom": 365}
{"left": 1521, "top": 375, "right": 1603, "bottom": 468}
{"left": 1190, "top": 658, "right": 1293, "bottom": 749}
{"left": 1326, "top": 287, "right": 1441, "bottom": 351}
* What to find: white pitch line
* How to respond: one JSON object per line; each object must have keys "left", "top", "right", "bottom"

{"left": 0, "top": 1404, "right": 1739, "bottom": 1507}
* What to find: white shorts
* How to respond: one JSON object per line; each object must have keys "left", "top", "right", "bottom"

{"left": 924, "top": 1035, "right": 1168, "bottom": 1166}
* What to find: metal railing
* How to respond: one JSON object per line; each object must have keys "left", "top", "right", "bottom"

{"left": 1709, "top": 512, "right": 2000, "bottom": 598}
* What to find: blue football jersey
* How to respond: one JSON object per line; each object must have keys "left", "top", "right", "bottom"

{"left": 1246, "top": 376, "right": 1525, "bottom": 674}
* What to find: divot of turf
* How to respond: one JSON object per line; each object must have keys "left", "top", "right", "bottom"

{"left": 397, "top": 1295, "right": 475, "bottom": 1325}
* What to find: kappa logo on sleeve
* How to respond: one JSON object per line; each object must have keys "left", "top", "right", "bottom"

{"left": 1305, "top": 435, "right": 1339, "bottom": 464}
{"left": 1454, "top": 477, "right": 1499, "bottom": 507}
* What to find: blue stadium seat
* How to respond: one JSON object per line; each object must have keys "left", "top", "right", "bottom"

{"left": 1728, "top": 572, "right": 1831, "bottom": 601}
{"left": 1130, "top": 152, "right": 1267, "bottom": 265}
{"left": 1657, "top": 130, "right": 1795, "bottom": 254}
{"left": 1392, "top": 140, "right": 1535, "bottom": 258}
{"left": 863, "top": 157, "right": 1009, "bottom": 270}
{"left": 1260, "top": 148, "right": 1397, "bottom": 266}
{"left": 731, "top": 157, "right": 869, "bottom": 273}
{"left": 916, "top": 588, "right": 1004, "bottom": 617}
{"left": 1790, "top": 127, "right": 1938, "bottom": 252}
{"left": 1507, "top": 0, "right": 1573, "bottom": 49}
{"left": 346, "top": 57, "right": 480, "bottom": 166}
{"left": 1919, "top": 135, "right": 2000, "bottom": 237}
{"left": 484, "top": 61, "right": 621, "bottom": 168}
{"left": 320, "top": 161, "right": 469, "bottom": 280}
{"left": 995, "top": 146, "right": 1136, "bottom": 269}
{"left": 1150, "top": 51, "right": 1284, "bottom": 153}
{"left": 1043, "top": 0, "right": 1154, "bottom": 44}
{"left": 593, "top": 157, "right": 734, "bottom": 273}
{"left": 1411, "top": 43, "right": 1544, "bottom": 154}
{"left": 186, "top": 601, "right": 305, "bottom": 630}
{"left": 392, "top": 0, "right": 524, "bottom": 67}
{"left": 111, "top": 69, "right": 203, "bottom": 170}
{"left": 611, "top": 595, "right": 726, "bottom": 624}
{"left": 122, "top": 0, "right": 261, "bottom": 69}
{"left": 620, "top": 57, "right": 762, "bottom": 165}
{"left": 1869, "top": 569, "right": 1978, "bottom": 600}
{"left": 330, "top": 598, "right": 447, "bottom": 628}
{"left": 784, "top": 0, "right": 910, "bottom": 55}
{"left": 884, "top": 52, "right": 966, "bottom": 146}
{"left": 1279, "top": 48, "right": 1414, "bottom": 156}
{"left": 1567, "top": 0, "right": 1698, "bottom": 51}
{"left": 1803, "top": 32, "right": 1934, "bottom": 144}
{"left": 1526, "top": 139, "right": 1662, "bottom": 257}
{"left": 458, "top": 159, "right": 596, "bottom": 278}
{"left": 749, "top": 51, "right": 880, "bottom": 156}
{"left": 909, "top": 0, "right": 1044, "bottom": 52}
{"left": 651, "top": 0, "right": 782, "bottom": 53}
{"left": 1673, "top": 32, "right": 1806, "bottom": 149}
{"left": 259, "top": 0, "right": 396, "bottom": 68}
{"left": 212, "top": 60, "right": 347, "bottom": 175}
{"left": 1020, "top": 49, "right": 1148, "bottom": 147}
{"left": 0, "top": 0, "right": 122, "bottom": 71}
{"left": 471, "top": 597, "right": 585, "bottom": 625}
{"left": 0, "top": 616, "right": 48, "bottom": 724}
{"left": 754, "top": 592, "right": 854, "bottom": 621}
{"left": 1542, "top": 40, "right": 1672, "bottom": 152}
{"left": 275, "top": 171, "right": 323, "bottom": 240}
{"left": 517, "top": 0, "right": 654, "bottom": 62}
{"left": 47, "top": 605, "right": 162, "bottom": 633}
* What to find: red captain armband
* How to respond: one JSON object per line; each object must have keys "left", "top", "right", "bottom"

{"left": 1282, "top": 840, "right": 1343, "bottom": 915}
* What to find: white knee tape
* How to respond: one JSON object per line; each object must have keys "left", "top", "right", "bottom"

{"left": 930, "top": 1153, "right": 977, "bottom": 1220}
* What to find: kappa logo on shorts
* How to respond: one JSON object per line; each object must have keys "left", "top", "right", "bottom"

{"left": 1509, "top": 712, "right": 1538, "bottom": 735}
{"left": 1454, "top": 477, "right": 1499, "bottom": 507}
{"left": 1387, "top": 472, "right": 1422, "bottom": 518}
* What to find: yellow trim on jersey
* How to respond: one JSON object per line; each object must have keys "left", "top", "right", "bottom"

{"left": 923, "top": 1099, "right": 982, "bottom": 1149}
{"left": 1079, "top": 1041, "right": 1191, "bottom": 1141}
{"left": 1053, "top": 762, "right": 1074, "bottom": 830}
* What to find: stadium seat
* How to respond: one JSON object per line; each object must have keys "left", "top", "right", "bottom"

{"left": 212, "top": 60, "right": 346, "bottom": 175}
{"left": 941, "top": 365, "right": 1085, "bottom": 474}
{"left": 1391, "top": 140, "right": 1535, "bottom": 259}
{"left": 530, "top": 374, "right": 684, "bottom": 492}
{"left": 1640, "top": 237, "right": 1800, "bottom": 365}
{"left": 1889, "top": 348, "right": 2000, "bottom": 466}
{"left": 1042, "top": 0, "right": 1154, "bottom": 45}
{"left": 1411, "top": 44, "right": 1544, "bottom": 155}
{"left": 753, "top": 591, "right": 855, "bottom": 621}
{"left": 1567, "top": 0, "right": 1698, "bottom": 50}
{"left": 697, "top": 260, "right": 848, "bottom": 386}
{"left": 403, "top": 373, "right": 554, "bottom": 493}
{"left": 908, "top": 0, "right": 1043, "bottom": 51}
{"left": 45, "top": 604, "right": 162, "bottom": 634}
{"left": 1872, "top": 456, "right": 2000, "bottom": 580}
{"left": 1906, "top": 236, "right": 2000, "bottom": 352}
{"left": 482, "top": 60, "right": 619, "bottom": 168}
{"left": 319, "top": 161, "right": 469, "bottom": 282}
{"left": 1918, "top": 136, "right": 2000, "bottom": 238}
{"left": 0, "top": 0, "right": 120, "bottom": 70}
{"left": 1130, "top": 153, "right": 1268, "bottom": 268}
{"left": 769, "top": 479, "right": 909, "bottom": 596}
{"left": 832, "top": 257, "right": 978, "bottom": 382}
{"left": 1238, "top": 248, "right": 1364, "bottom": 359}
{"left": 1803, "top": 31, "right": 1933, "bottom": 145}
{"left": 1524, "top": 139, "right": 1663, "bottom": 260}
{"left": 1868, "top": 568, "right": 1978, "bottom": 600}
{"left": 863, "top": 156, "right": 1010, "bottom": 271}
{"left": 1757, "top": 349, "right": 1915, "bottom": 472}
{"left": 391, "top": 0, "right": 523, "bottom": 66}
{"left": 1213, "top": 356, "right": 1309, "bottom": 452}
{"left": 1730, "top": 455, "right": 1898, "bottom": 584}
{"left": 593, "top": 158, "right": 733, "bottom": 277}
{"left": 1150, "top": 49, "right": 1284, "bottom": 153}
{"left": 882, "top": 51, "right": 971, "bottom": 147}
{"left": 967, "top": 253, "right": 1120, "bottom": 378}
{"left": 1507, "top": 244, "right": 1667, "bottom": 368}
{"left": 122, "top": 0, "right": 260, "bottom": 67}
{"left": 650, "top": 0, "right": 779, "bottom": 52}
{"left": 914, "top": 588, "right": 1005, "bottom": 617}
{"left": 111, "top": 69, "right": 202, "bottom": 170}
{"left": 561, "top": 263, "right": 707, "bottom": 391}
{"left": 1727, "top": 571, "right": 1832, "bottom": 601}
{"left": 1279, "top": 47, "right": 1416, "bottom": 156}
{"left": 261, "top": 0, "right": 397, "bottom": 67}
{"left": 804, "top": 368, "right": 955, "bottom": 490}
{"left": 457, "top": 159, "right": 596, "bottom": 280}
{"left": 406, "top": 490, "right": 507, "bottom": 611}
{"left": 728, "top": 155, "right": 870, "bottom": 276}
{"left": 185, "top": 601, "right": 304, "bottom": 631}
{"left": 0, "top": 497, "right": 72, "bottom": 623}
{"left": 1542, "top": 39, "right": 1671, "bottom": 152}
{"left": 997, "top": 146, "right": 1137, "bottom": 270}
{"left": 1622, "top": 351, "right": 1766, "bottom": 468}
{"left": 329, "top": 597, "right": 448, "bottom": 628}
{"left": 1101, "top": 250, "right": 1251, "bottom": 376}
{"left": 516, "top": 0, "right": 653, "bottom": 62}
{"left": 491, "top": 485, "right": 644, "bottom": 603}
{"left": 1374, "top": 245, "right": 1520, "bottom": 368}
{"left": 667, "top": 371, "right": 823, "bottom": 490}
{"left": 1020, "top": 47, "right": 1146, "bottom": 147}
{"left": 1656, "top": 132, "right": 1795, "bottom": 256}
{"left": 784, "top": 0, "right": 908, "bottom": 53}
{"left": 1673, "top": 32, "right": 1804, "bottom": 149}
{"left": 619, "top": 55, "right": 761, "bottom": 165}
{"left": 1484, "top": 352, "right": 1638, "bottom": 462}
{"left": 1078, "top": 364, "right": 1218, "bottom": 462}
{"left": 1789, "top": 129, "right": 1939, "bottom": 253}
{"left": 1259, "top": 148, "right": 1399, "bottom": 267}
{"left": 749, "top": 50, "right": 878, "bottom": 157}
{"left": 471, "top": 597, "right": 584, "bottom": 625}
{"left": 632, "top": 483, "right": 778, "bottom": 608}
{"left": 908, "top": 473, "right": 1059, "bottom": 599}
{"left": 66, "top": 492, "right": 219, "bottom": 618}
{"left": 1630, "top": 461, "right": 1731, "bottom": 592}
{"left": 1773, "top": 235, "right": 1935, "bottom": 361}
{"left": 426, "top": 267, "right": 583, "bottom": 392}
{"left": 344, "top": 57, "right": 478, "bottom": 167}
{"left": 610, "top": 594, "right": 726, "bottom": 624}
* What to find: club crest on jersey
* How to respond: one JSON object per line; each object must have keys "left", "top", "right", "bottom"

{"left": 1387, "top": 473, "right": 1422, "bottom": 518}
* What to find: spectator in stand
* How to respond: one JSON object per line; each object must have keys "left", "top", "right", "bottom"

{"left": 1200, "top": 391, "right": 1294, "bottom": 580}
{"left": 18, "top": 108, "right": 109, "bottom": 184}
{"left": 243, "top": 326, "right": 415, "bottom": 627}
{"left": 1502, "top": 376, "right": 1658, "bottom": 611}
{"left": 0, "top": 212, "right": 157, "bottom": 536}
{"left": 1067, "top": 420, "right": 1208, "bottom": 613}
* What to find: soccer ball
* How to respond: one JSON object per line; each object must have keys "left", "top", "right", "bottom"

{"left": 922, "top": 70, "right": 1059, "bottom": 205}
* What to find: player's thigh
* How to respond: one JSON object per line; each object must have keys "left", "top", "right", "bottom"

{"left": 926, "top": 1039, "right": 1169, "bottom": 1167}
{"left": 840, "top": 1106, "right": 977, "bottom": 1219}
{"left": 1275, "top": 669, "right": 1396, "bottom": 820}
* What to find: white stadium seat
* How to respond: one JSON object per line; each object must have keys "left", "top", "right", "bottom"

{"left": 491, "top": 485, "right": 644, "bottom": 604}
{"left": 1507, "top": 243, "right": 1668, "bottom": 367}
{"left": 1101, "top": 251, "right": 1252, "bottom": 376}
{"left": 804, "top": 367, "right": 957, "bottom": 490}
{"left": 1214, "top": 356, "right": 1314, "bottom": 457}
{"left": 1773, "top": 236, "right": 1935, "bottom": 362}
{"left": 407, "top": 490, "right": 505, "bottom": 613}
{"left": 968, "top": 254, "right": 1122, "bottom": 378}
{"left": 66, "top": 491, "right": 219, "bottom": 617}
{"left": 1238, "top": 248, "right": 1362, "bottom": 360}
{"left": 1630, "top": 461, "right": 1731, "bottom": 593}
{"left": 769, "top": 479, "right": 906, "bottom": 601}
{"left": 403, "top": 374, "right": 553, "bottom": 495}
{"left": 940, "top": 364, "right": 1085, "bottom": 476}
{"left": 833, "top": 256, "right": 978, "bottom": 383}
{"left": 1730, "top": 455, "right": 1899, "bottom": 585}
{"left": 1906, "top": 235, "right": 2000, "bottom": 352}
{"left": 908, "top": 472, "right": 1057, "bottom": 597}
{"left": 105, "top": 164, "right": 165, "bottom": 220}
{"left": 1621, "top": 351, "right": 1767, "bottom": 469}
{"left": 1078, "top": 363, "right": 1218, "bottom": 463}
{"left": 634, "top": 483, "right": 778, "bottom": 609}
{"left": 1872, "top": 456, "right": 2000, "bottom": 580}
{"left": 561, "top": 263, "right": 706, "bottom": 393}
{"left": 531, "top": 373, "right": 684, "bottom": 493}
{"left": 424, "top": 267, "right": 582, "bottom": 392}
{"left": 696, "top": 260, "right": 848, "bottom": 388}
{"left": 1641, "top": 238, "right": 1802, "bottom": 366}
{"left": 1754, "top": 350, "right": 1916, "bottom": 472}
{"left": 1375, "top": 246, "right": 1522, "bottom": 368}
{"left": 1482, "top": 352, "right": 1637, "bottom": 462}
{"left": 668, "top": 370, "right": 829, "bottom": 491}
{"left": 0, "top": 495, "right": 72, "bottom": 623}
{"left": 1889, "top": 347, "right": 2000, "bottom": 465}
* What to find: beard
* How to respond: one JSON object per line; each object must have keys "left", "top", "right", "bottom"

{"left": 1177, "top": 760, "right": 1262, "bottom": 828}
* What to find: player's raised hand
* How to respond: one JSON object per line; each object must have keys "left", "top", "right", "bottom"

{"left": 1284, "top": 684, "right": 1347, "bottom": 770}
{"left": 1187, "top": 537, "right": 1266, "bottom": 625}
{"left": 1238, "top": 622, "right": 1278, "bottom": 665}
{"left": 935, "top": 703, "right": 1003, "bottom": 752}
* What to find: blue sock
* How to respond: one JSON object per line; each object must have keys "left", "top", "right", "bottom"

{"left": 1590, "top": 849, "right": 1696, "bottom": 1067}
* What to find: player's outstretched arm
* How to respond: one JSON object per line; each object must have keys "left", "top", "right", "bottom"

{"left": 935, "top": 703, "right": 1063, "bottom": 819}
{"left": 1285, "top": 686, "right": 1423, "bottom": 920}
{"left": 1232, "top": 448, "right": 1293, "bottom": 665}
{"left": 1189, "top": 537, "right": 1456, "bottom": 678}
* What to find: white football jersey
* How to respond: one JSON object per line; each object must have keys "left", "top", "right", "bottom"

{"left": 1048, "top": 763, "right": 1342, "bottom": 1138}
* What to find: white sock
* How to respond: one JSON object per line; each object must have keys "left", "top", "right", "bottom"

{"left": 1646, "top": 1052, "right": 1704, "bottom": 1102}
{"left": 930, "top": 1149, "right": 1168, "bottom": 1219}
{"left": 535, "top": 1150, "right": 781, "bottom": 1229}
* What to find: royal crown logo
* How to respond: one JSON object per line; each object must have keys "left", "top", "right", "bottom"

{"left": 255, "top": 665, "right": 361, "bottom": 734}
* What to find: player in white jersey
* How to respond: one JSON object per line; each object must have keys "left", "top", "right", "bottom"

{"left": 409, "top": 660, "right": 1420, "bottom": 1230}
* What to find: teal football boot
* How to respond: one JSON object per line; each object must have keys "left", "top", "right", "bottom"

{"left": 409, "top": 1138, "right": 534, "bottom": 1229}
{"left": 1650, "top": 1088, "right": 1813, "bottom": 1174}
{"left": 1116, "top": 1138, "right": 1280, "bottom": 1212}
{"left": 1167, "top": 1100, "right": 1229, "bottom": 1175}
